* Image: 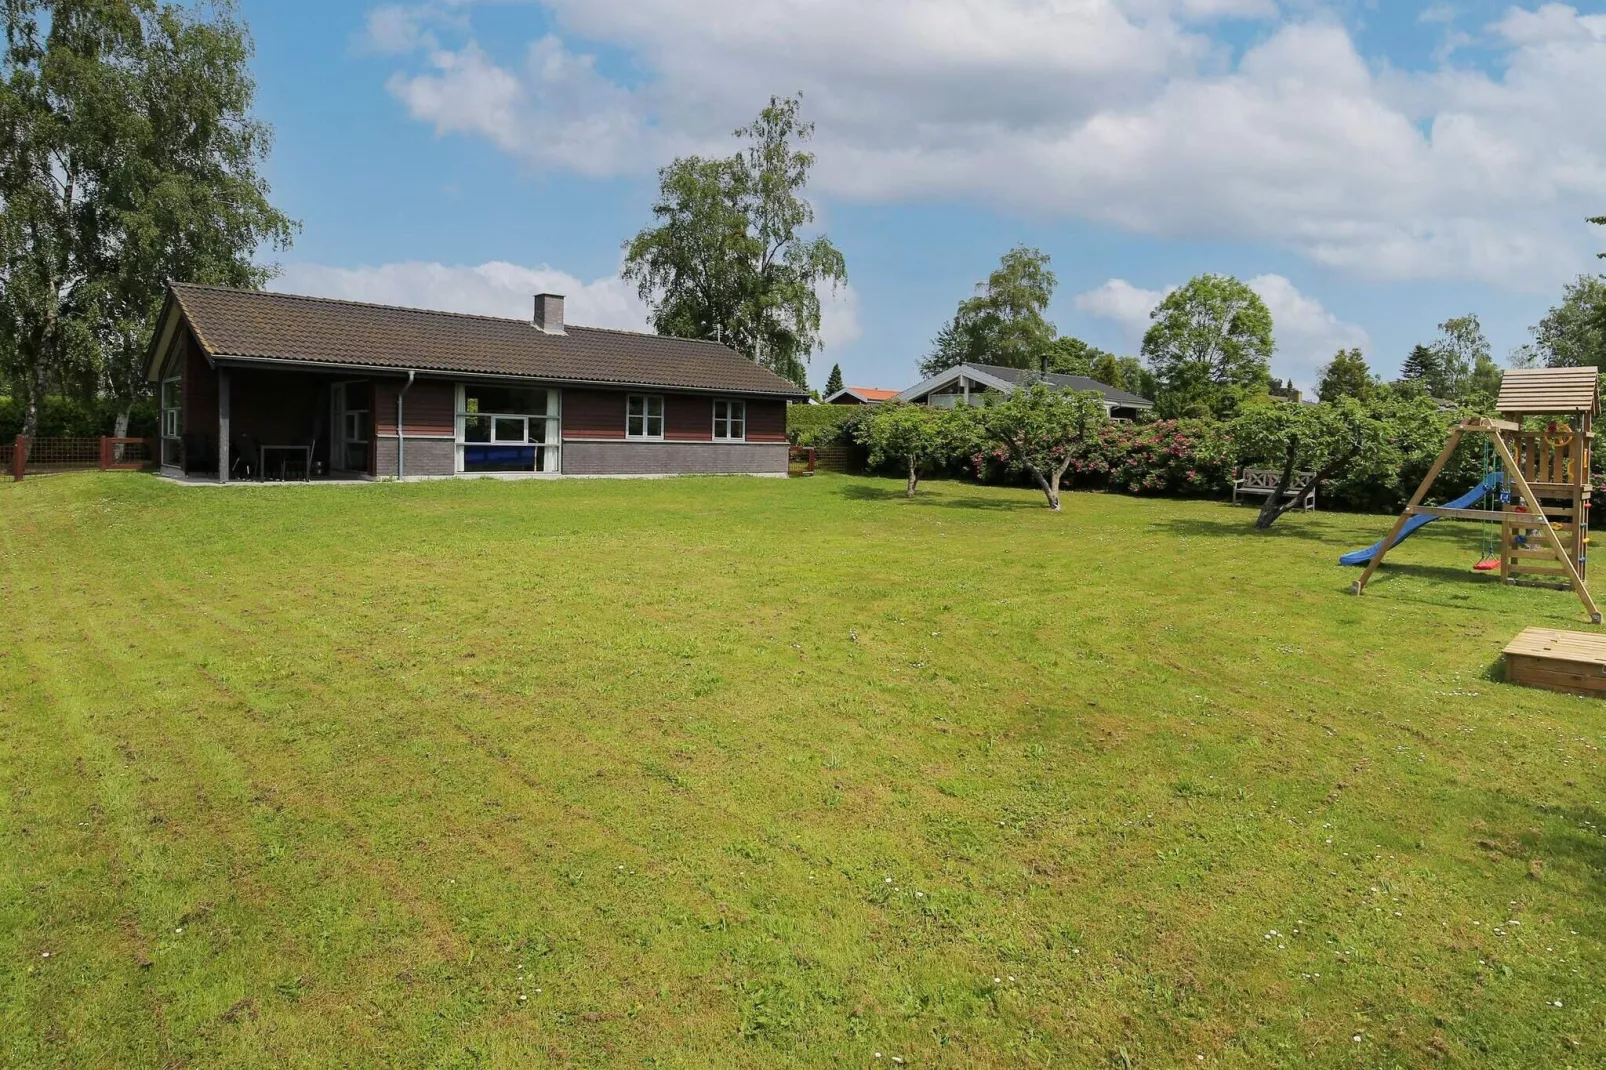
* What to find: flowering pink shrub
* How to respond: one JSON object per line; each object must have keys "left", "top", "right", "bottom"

{"left": 973, "top": 419, "right": 1234, "bottom": 497}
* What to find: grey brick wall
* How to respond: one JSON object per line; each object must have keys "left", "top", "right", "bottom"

{"left": 375, "top": 436, "right": 456, "bottom": 478}
{"left": 561, "top": 441, "right": 788, "bottom": 476}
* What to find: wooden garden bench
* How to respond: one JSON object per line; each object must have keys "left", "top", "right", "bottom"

{"left": 1233, "top": 467, "right": 1317, "bottom": 511}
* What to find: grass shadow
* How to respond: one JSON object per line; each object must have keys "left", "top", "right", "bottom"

{"left": 1151, "top": 515, "right": 1337, "bottom": 544}
{"left": 834, "top": 482, "right": 1042, "bottom": 511}
{"left": 1356, "top": 561, "right": 1500, "bottom": 586}
{"left": 1476, "top": 795, "right": 1606, "bottom": 909}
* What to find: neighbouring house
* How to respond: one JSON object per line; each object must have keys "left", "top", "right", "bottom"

{"left": 895, "top": 362, "right": 1154, "bottom": 420}
{"left": 823, "top": 386, "right": 901, "bottom": 405}
{"left": 146, "top": 283, "right": 806, "bottom": 482}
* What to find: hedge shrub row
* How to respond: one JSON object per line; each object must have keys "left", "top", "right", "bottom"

{"left": 785, "top": 404, "right": 868, "bottom": 447}
{"left": 0, "top": 395, "right": 158, "bottom": 439}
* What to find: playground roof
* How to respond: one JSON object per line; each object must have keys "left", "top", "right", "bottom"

{"left": 1497, "top": 366, "right": 1599, "bottom": 416}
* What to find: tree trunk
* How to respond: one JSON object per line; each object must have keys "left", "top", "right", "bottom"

{"left": 906, "top": 456, "right": 919, "bottom": 498}
{"left": 21, "top": 350, "right": 49, "bottom": 440}
{"left": 1026, "top": 465, "right": 1060, "bottom": 510}
{"left": 113, "top": 406, "right": 130, "bottom": 462}
{"left": 1254, "top": 447, "right": 1300, "bottom": 529}
{"left": 1255, "top": 447, "right": 1352, "bottom": 529}
{"left": 1050, "top": 457, "right": 1074, "bottom": 512}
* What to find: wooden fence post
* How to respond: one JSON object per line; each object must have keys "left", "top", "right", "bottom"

{"left": 13, "top": 435, "right": 27, "bottom": 482}
{"left": 99, "top": 435, "right": 110, "bottom": 471}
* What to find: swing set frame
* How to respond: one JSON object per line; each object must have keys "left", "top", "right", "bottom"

{"left": 1352, "top": 368, "right": 1601, "bottom": 625}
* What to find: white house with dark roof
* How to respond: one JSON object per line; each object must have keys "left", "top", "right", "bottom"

{"left": 896, "top": 362, "right": 1154, "bottom": 420}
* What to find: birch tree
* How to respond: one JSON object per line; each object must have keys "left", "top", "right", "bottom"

{"left": 623, "top": 95, "right": 846, "bottom": 388}
{"left": 0, "top": 0, "right": 295, "bottom": 437}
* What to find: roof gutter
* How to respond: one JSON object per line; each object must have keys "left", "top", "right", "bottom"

{"left": 207, "top": 353, "right": 808, "bottom": 400}
{"left": 397, "top": 370, "right": 416, "bottom": 480}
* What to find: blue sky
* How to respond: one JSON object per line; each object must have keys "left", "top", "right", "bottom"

{"left": 244, "top": 0, "right": 1606, "bottom": 394}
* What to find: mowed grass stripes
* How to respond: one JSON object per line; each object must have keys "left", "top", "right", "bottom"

{"left": 2, "top": 472, "right": 1604, "bottom": 1068}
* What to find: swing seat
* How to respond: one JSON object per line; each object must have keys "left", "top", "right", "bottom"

{"left": 1473, "top": 559, "right": 1500, "bottom": 572}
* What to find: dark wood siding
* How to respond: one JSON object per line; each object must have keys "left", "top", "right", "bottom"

{"left": 746, "top": 399, "right": 786, "bottom": 443}
{"left": 375, "top": 378, "right": 455, "bottom": 436}
{"left": 563, "top": 388, "right": 785, "bottom": 441}
{"left": 666, "top": 393, "right": 711, "bottom": 441}
{"left": 180, "top": 330, "right": 217, "bottom": 443}
{"left": 563, "top": 388, "right": 626, "bottom": 440}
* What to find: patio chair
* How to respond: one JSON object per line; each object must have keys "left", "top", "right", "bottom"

{"left": 181, "top": 432, "right": 214, "bottom": 475}
{"left": 232, "top": 433, "right": 260, "bottom": 480}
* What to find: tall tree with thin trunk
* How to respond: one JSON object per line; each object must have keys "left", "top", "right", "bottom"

{"left": 1429, "top": 314, "right": 1488, "bottom": 402}
{"left": 623, "top": 95, "right": 846, "bottom": 388}
{"left": 0, "top": 0, "right": 296, "bottom": 438}
{"left": 920, "top": 246, "right": 1057, "bottom": 377}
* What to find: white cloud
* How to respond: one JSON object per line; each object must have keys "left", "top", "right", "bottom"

{"left": 388, "top": 36, "right": 651, "bottom": 177}
{"left": 272, "top": 259, "right": 863, "bottom": 355}
{"left": 1246, "top": 273, "right": 1370, "bottom": 391}
{"left": 362, "top": 5, "right": 433, "bottom": 53}
{"left": 817, "top": 281, "right": 862, "bottom": 353}
{"left": 1171, "top": 0, "right": 1279, "bottom": 19}
{"left": 1072, "top": 279, "right": 1172, "bottom": 344}
{"left": 274, "top": 260, "right": 652, "bottom": 330}
{"left": 369, "top": 1, "right": 1606, "bottom": 289}
{"left": 1073, "top": 273, "right": 1368, "bottom": 392}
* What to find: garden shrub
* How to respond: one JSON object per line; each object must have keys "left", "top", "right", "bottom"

{"left": 787, "top": 403, "right": 867, "bottom": 447}
{"left": 0, "top": 395, "right": 157, "bottom": 439}
{"left": 973, "top": 418, "right": 1233, "bottom": 498}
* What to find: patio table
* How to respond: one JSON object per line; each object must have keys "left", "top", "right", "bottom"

{"left": 260, "top": 444, "right": 312, "bottom": 482}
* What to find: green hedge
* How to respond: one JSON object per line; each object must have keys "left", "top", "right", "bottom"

{"left": 786, "top": 403, "right": 869, "bottom": 447}
{"left": 0, "top": 395, "right": 158, "bottom": 439}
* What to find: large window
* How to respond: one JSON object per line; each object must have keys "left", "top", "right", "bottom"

{"left": 713, "top": 399, "right": 745, "bottom": 441}
{"left": 627, "top": 394, "right": 664, "bottom": 440}
{"left": 160, "top": 375, "right": 182, "bottom": 466}
{"left": 456, "top": 385, "right": 560, "bottom": 472}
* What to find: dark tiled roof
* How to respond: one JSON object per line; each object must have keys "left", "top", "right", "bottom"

{"left": 167, "top": 283, "right": 808, "bottom": 398}
{"left": 963, "top": 362, "right": 1154, "bottom": 408}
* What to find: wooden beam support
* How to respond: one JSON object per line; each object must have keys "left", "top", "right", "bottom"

{"left": 1408, "top": 506, "right": 1507, "bottom": 521}
{"left": 217, "top": 367, "right": 230, "bottom": 485}
{"left": 1489, "top": 431, "right": 1601, "bottom": 624}
{"left": 1353, "top": 428, "right": 1464, "bottom": 596}
{"left": 1464, "top": 416, "right": 1522, "bottom": 433}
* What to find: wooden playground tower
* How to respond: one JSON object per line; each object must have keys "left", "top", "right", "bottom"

{"left": 1353, "top": 367, "right": 1602, "bottom": 624}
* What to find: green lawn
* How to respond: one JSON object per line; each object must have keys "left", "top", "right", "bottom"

{"left": 3, "top": 473, "right": 1604, "bottom": 1068}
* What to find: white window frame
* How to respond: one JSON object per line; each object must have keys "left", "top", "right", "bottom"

{"left": 161, "top": 375, "right": 182, "bottom": 439}
{"left": 712, "top": 398, "right": 746, "bottom": 441}
{"left": 160, "top": 374, "right": 182, "bottom": 466}
{"left": 455, "top": 383, "right": 562, "bottom": 473}
{"left": 627, "top": 394, "right": 664, "bottom": 440}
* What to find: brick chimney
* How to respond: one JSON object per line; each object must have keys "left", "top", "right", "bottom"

{"left": 533, "top": 293, "right": 566, "bottom": 335}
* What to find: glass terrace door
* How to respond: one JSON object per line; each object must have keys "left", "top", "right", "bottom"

{"left": 331, "top": 382, "right": 371, "bottom": 473}
{"left": 456, "top": 384, "right": 561, "bottom": 473}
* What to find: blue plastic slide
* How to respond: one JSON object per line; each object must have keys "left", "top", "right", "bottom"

{"left": 1339, "top": 471, "right": 1504, "bottom": 566}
